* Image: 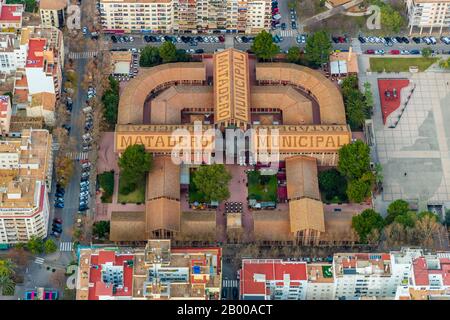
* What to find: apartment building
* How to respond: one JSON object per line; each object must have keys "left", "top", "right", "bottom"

{"left": 0, "top": 0, "right": 23, "bottom": 30}
{"left": 0, "top": 129, "right": 53, "bottom": 244}
{"left": 76, "top": 240, "right": 222, "bottom": 300}
{"left": 0, "top": 33, "right": 27, "bottom": 74}
{"left": 0, "top": 95, "right": 11, "bottom": 135}
{"left": 39, "top": 0, "right": 68, "bottom": 28}
{"left": 99, "top": 0, "right": 271, "bottom": 33}
{"left": 306, "top": 263, "right": 335, "bottom": 300}
{"left": 100, "top": 0, "right": 173, "bottom": 33}
{"left": 4, "top": 26, "right": 66, "bottom": 125}
{"left": 405, "top": 0, "right": 450, "bottom": 34}
{"left": 333, "top": 251, "right": 420, "bottom": 300}
{"left": 239, "top": 259, "right": 308, "bottom": 300}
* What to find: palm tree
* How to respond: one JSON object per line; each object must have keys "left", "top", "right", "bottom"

{"left": 0, "top": 275, "right": 15, "bottom": 296}
{"left": 0, "top": 259, "right": 16, "bottom": 277}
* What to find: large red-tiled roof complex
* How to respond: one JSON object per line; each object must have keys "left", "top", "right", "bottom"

{"left": 112, "top": 48, "right": 354, "bottom": 245}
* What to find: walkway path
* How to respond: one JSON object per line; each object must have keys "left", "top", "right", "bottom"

{"left": 302, "top": 0, "right": 364, "bottom": 26}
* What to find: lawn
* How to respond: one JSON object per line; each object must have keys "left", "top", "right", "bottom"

{"left": 117, "top": 175, "right": 145, "bottom": 204}
{"left": 247, "top": 171, "right": 278, "bottom": 202}
{"left": 369, "top": 57, "right": 438, "bottom": 72}
{"left": 98, "top": 171, "right": 114, "bottom": 203}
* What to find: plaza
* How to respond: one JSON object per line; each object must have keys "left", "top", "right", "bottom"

{"left": 360, "top": 68, "right": 450, "bottom": 215}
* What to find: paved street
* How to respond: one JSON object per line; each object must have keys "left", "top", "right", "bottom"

{"left": 20, "top": 0, "right": 95, "bottom": 297}
{"left": 105, "top": 32, "right": 450, "bottom": 56}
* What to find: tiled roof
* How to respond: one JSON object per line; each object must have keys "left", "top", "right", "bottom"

{"left": 0, "top": 4, "right": 22, "bottom": 22}
{"left": 240, "top": 259, "right": 307, "bottom": 296}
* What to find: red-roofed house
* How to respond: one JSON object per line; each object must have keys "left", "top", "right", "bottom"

{"left": 77, "top": 249, "right": 134, "bottom": 300}
{"left": 239, "top": 259, "right": 308, "bottom": 300}
{"left": 0, "top": 95, "right": 11, "bottom": 135}
{"left": 0, "top": 0, "right": 23, "bottom": 29}
{"left": 412, "top": 254, "right": 450, "bottom": 288}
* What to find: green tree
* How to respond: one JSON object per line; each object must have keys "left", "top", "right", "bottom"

{"left": 380, "top": 5, "right": 404, "bottom": 33}
{"left": 385, "top": 199, "right": 410, "bottom": 225}
{"left": 287, "top": 47, "right": 301, "bottom": 64}
{"left": 93, "top": 221, "right": 110, "bottom": 239}
{"left": 118, "top": 144, "right": 152, "bottom": 193}
{"left": 418, "top": 211, "right": 439, "bottom": 222}
{"left": 318, "top": 169, "right": 347, "bottom": 201}
{"left": 346, "top": 92, "right": 367, "bottom": 129}
{"left": 337, "top": 140, "right": 371, "bottom": 181}
{"left": 26, "top": 236, "right": 44, "bottom": 254}
{"left": 44, "top": 239, "right": 57, "bottom": 254}
{"left": 192, "top": 164, "right": 232, "bottom": 202}
{"left": 139, "top": 46, "right": 162, "bottom": 67}
{"left": 421, "top": 47, "right": 432, "bottom": 58}
{"left": 102, "top": 77, "right": 120, "bottom": 125}
{"left": 352, "top": 209, "right": 384, "bottom": 243}
{"left": 304, "top": 30, "right": 332, "bottom": 67}
{"left": 251, "top": 30, "right": 280, "bottom": 61}
{"left": 159, "top": 42, "right": 178, "bottom": 63}
{"left": 341, "top": 75, "right": 358, "bottom": 97}
{"left": 346, "top": 173, "right": 374, "bottom": 203}
{"left": 6, "top": 0, "right": 36, "bottom": 13}
{"left": 0, "top": 275, "right": 15, "bottom": 296}
{"left": 363, "top": 82, "right": 374, "bottom": 116}
{"left": 394, "top": 211, "right": 417, "bottom": 228}
{"left": 0, "top": 259, "right": 16, "bottom": 277}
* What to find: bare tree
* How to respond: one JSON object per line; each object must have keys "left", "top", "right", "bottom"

{"left": 414, "top": 215, "right": 441, "bottom": 248}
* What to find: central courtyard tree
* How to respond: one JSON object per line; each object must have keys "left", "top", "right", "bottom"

{"left": 118, "top": 144, "right": 153, "bottom": 195}
{"left": 192, "top": 164, "right": 232, "bottom": 202}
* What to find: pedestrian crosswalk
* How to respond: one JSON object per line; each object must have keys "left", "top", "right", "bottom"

{"left": 59, "top": 242, "right": 73, "bottom": 252}
{"left": 223, "top": 279, "right": 239, "bottom": 288}
{"left": 275, "top": 29, "right": 299, "bottom": 37}
{"left": 68, "top": 51, "right": 98, "bottom": 59}
{"left": 34, "top": 257, "right": 45, "bottom": 265}
{"left": 66, "top": 152, "right": 89, "bottom": 160}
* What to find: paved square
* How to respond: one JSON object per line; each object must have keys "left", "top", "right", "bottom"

{"left": 360, "top": 70, "right": 450, "bottom": 211}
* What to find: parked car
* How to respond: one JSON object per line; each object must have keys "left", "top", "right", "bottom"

{"left": 365, "top": 49, "right": 375, "bottom": 54}
{"left": 54, "top": 202, "right": 64, "bottom": 208}
{"left": 390, "top": 49, "right": 400, "bottom": 55}
{"left": 53, "top": 218, "right": 63, "bottom": 224}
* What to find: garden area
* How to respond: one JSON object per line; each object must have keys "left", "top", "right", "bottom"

{"left": 98, "top": 171, "right": 114, "bottom": 203}
{"left": 118, "top": 175, "right": 145, "bottom": 204}
{"left": 370, "top": 57, "right": 438, "bottom": 72}
{"left": 247, "top": 171, "right": 278, "bottom": 202}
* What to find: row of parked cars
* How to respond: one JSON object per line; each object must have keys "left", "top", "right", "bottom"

{"left": 54, "top": 183, "right": 65, "bottom": 209}
{"left": 51, "top": 217, "right": 62, "bottom": 237}
{"left": 358, "top": 35, "right": 450, "bottom": 45}
{"left": 79, "top": 160, "right": 92, "bottom": 212}
{"left": 143, "top": 35, "right": 225, "bottom": 44}
{"left": 366, "top": 49, "right": 423, "bottom": 55}
{"left": 235, "top": 36, "right": 255, "bottom": 43}
{"left": 110, "top": 35, "right": 135, "bottom": 43}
